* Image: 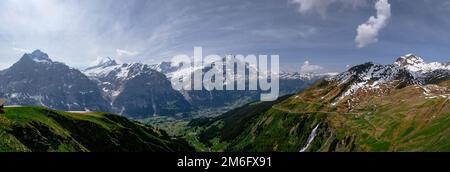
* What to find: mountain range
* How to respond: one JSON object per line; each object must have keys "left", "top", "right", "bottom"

{"left": 188, "top": 54, "right": 450, "bottom": 152}
{"left": 0, "top": 50, "right": 448, "bottom": 152}
{"left": 148, "top": 57, "right": 323, "bottom": 109}
{"left": 0, "top": 50, "right": 321, "bottom": 118}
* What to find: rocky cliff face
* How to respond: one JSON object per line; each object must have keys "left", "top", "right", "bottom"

{"left": 84, "top": 58, "right": 192, "bottom": 118}
{"left": 0, "top": 50, "right": 110, "bottom": 111}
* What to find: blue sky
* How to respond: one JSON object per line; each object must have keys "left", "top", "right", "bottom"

{"left": 0, "top": 0, "right": 449, "bottom": 72}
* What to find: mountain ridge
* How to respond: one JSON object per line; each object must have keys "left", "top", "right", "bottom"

{"left": 189, "top": 55, "right": 450, "bottom": 152}
{"left": 84, "top": 56, "right": 325, "bottom": 116}
{"left": 0, "top": 106, "right": 194, "bottom": 152}
{"left": 0, "top": 51, "right": 110, "bottom": 112}
{"left": 2, "top": 50, "right": 447, "bottom": 120}
{"left": 83, "top": 59, "right": 192, "bottom": 118}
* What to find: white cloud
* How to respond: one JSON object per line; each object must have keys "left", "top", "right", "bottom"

{"left": 116, "top": 49, "right": 140, "bottom": 58}
{"left": 301, "top": 61, "right": 324, "bottom": 73}
{"left": 290, "top": 0, "right": 334, "bottom": 17}
{"left": 12, "top": 47, "right": 30, "bottom": 53}
{"left": 289, "top": 0, "right": 366, "bottom": 17}
{"left": 355, "top": 0, "right": 391, "bottom": 48}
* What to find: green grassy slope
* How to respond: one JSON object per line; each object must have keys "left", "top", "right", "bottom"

{"left": 192, "top": 80, "right": 450, "bottom": 152}
{"left": 0, "top": 106, "right": 194, "bottom": 152}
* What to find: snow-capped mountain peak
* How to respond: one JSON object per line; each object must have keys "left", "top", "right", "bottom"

{"left": 97, "top": 57, "right": 118, "bottom": 67}
{"left": 24, "top": 49, "right": 53, "bottom": 63}
{"left": 394, "top": 54, "right": 424, "bottom": 66}
{"left": 394, "top": 54, "right": 449, "bottom": 73}
{"left": 84, "top": 58, "right": 159, "bottom": 81}
{"left": 86, "top": 57, "right": 119, "bottom": 71}
{"left": 329, "top": 54, "right": 450, "bottom": 106}
{"left": 2, "top": 50, "right": 110, "bottom": 111}
{"left": 150, "top": 61, "right": 183, "bottom": 74}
